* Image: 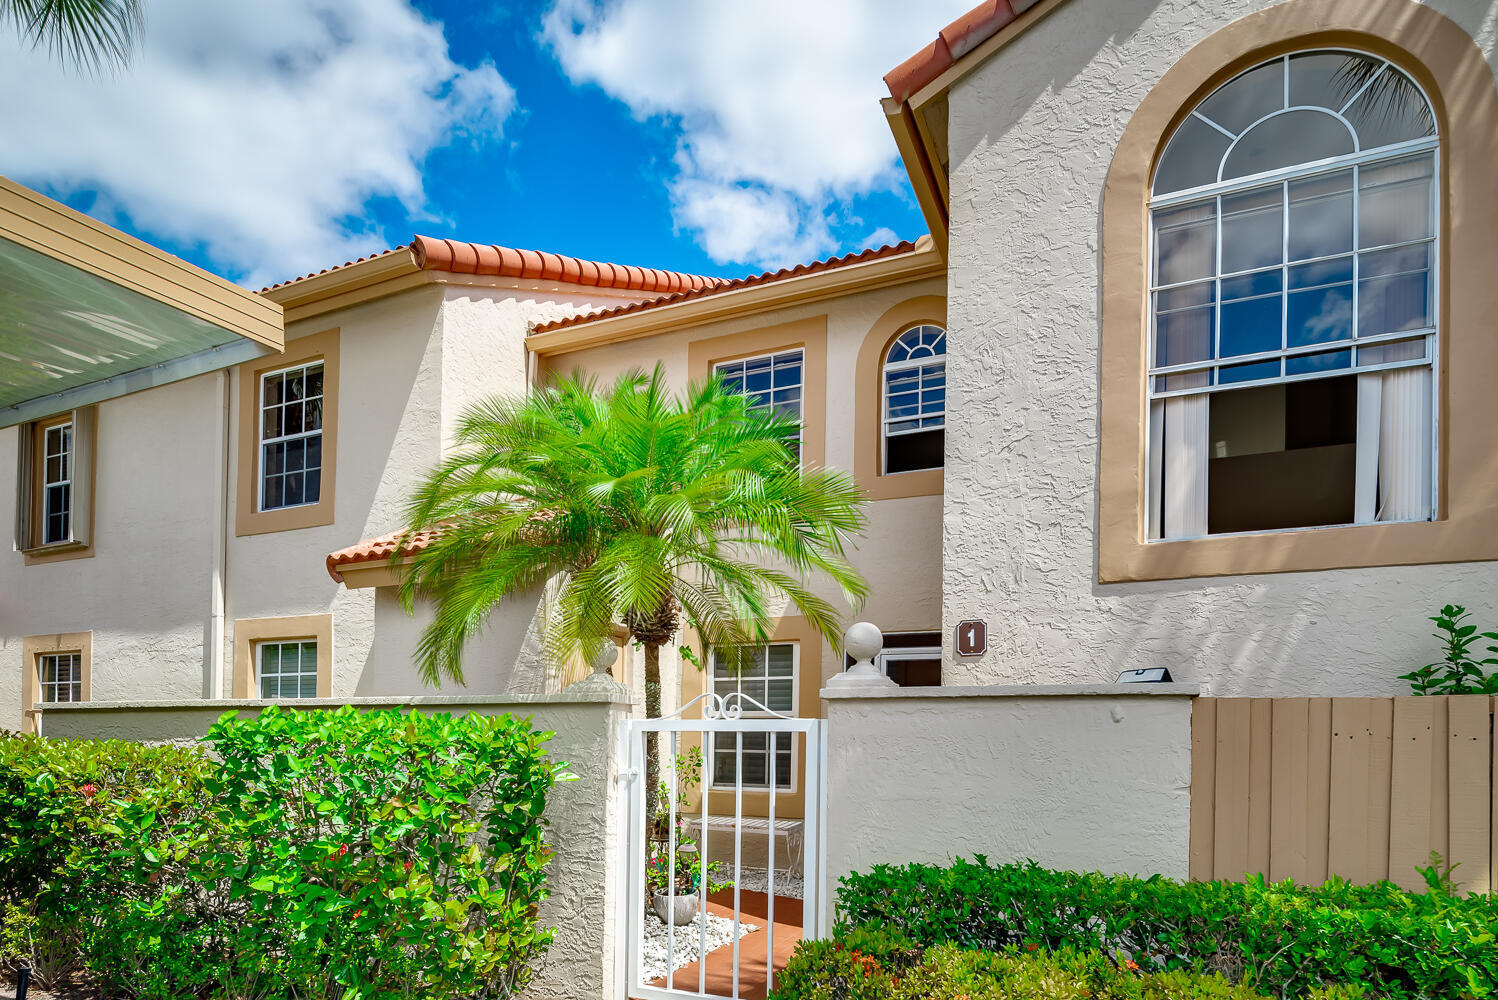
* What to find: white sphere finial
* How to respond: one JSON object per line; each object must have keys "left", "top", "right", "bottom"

{"left": 827, "top": 621, "right": 897, "bottom": 689}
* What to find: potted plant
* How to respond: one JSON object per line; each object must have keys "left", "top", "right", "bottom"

{"left": 647, "top": 837, "right": 730, "bottom": 925}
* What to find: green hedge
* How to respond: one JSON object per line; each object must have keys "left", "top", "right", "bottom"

{"left": 769, "top": 928, "right": 1365, "bottom": 999}
{"left": 833, "top": 858, "right": 1498, "bottom": 999}
{"left": 0, "top": 706, "right": 568, "bottom": 1000}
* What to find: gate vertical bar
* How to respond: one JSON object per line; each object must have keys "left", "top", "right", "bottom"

{"left": 627, "top": 722, "right": 646, "bottom": 991}
{"left": 665, "top": 730, "right": 677, "bottom": 988}
{"left": 698, "top": 727, "right": 708, "bottom": 995}
{"left": 765, "top": 731, "right": 777, "bottom": 993}
{"left": 732, "top": 730, "right": 743, "bottom": 998}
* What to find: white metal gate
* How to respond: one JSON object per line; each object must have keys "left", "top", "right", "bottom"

{"left": 621, "top": 693, "right": 827, "bottom": 999}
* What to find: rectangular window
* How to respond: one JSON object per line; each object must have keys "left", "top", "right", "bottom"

{"left": 715, "top": 350, "right": 803, "bottom": 457}
{"left": 257, "top": 640, "right": 318, "bottom": 699}
{"left": 709, "top": 643, "right": 796, "bottom": 790}
{"left": 259, "top": 362, "right": 324, "bottom": 512}
{"left": 38, "top": 652, "right": 83, "bottom": 703}
{"left": 41, "top": 421, "right": 72, "bottom": 544}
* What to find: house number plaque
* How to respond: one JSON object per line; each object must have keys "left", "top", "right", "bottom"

{"left": 955, "top": 620, "right": 987, "bottom": 656}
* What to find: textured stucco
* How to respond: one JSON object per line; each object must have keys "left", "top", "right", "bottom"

{"left": 38, "top": 687, "right": 636, "bottom": 1000}
{"left": 823, "top": 688, "right": 1194, "bottom": 897}
{"left": 941, "top": 0, "right": 1498, "bottom": 696}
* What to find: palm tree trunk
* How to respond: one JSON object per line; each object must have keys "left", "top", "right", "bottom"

{"left": 644, "top": 641, "right": 662, "bottom": 839}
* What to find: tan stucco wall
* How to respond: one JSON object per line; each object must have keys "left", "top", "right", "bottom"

{"left": 941, "top": 0, "right": 1498, "bottom": 696}
{"left": 823, "top": 686, "right": 1197, "bottom": 897}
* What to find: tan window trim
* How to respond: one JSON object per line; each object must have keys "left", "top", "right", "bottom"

{"left": 1097, "top": 0, "right": 1498, "bottom": 583}
{"left": 235, "top": 327, "right": 339, "bottom": 537}
{"left": 16, "top": 408, "right": 97, "bottom": 565}
{"left": 687, "top": 316, "right": 827, "bottom": 471}
{"left": 232, "top": 614, "right": 334, "bottom": 699}
{"left": 21, "top": 632, "right": 92, "bottom": 734}
{"left": 855, "top": 296, "right": 946, "bottom": 499}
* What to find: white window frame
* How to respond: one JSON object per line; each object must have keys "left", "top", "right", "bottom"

{"left": 258, "top": 360, "right": 325, "bottom": 513}
{"left": 707, "top": 642, "right": 798, "bottom": 792}
{"left": 255, "top": 639, "right": 319, "bottom": 700}
{"left": 38, "top": 651, "right": 83, "bottom": 703}
{"left": 881, "top": 325, "right": 947, "bottom": 475}
{"left": 1146, "top": 49, "right": 1440, "bottom": 540}
{"left": 41, "top": 421, "right": 72, "bottom": 545}
{"left": 714, "top": 349, "right": 805, "bottom": 457}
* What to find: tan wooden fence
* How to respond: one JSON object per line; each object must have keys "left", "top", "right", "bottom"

{"left": 1190, "top": 696, "right": 1495, "bottom": 894}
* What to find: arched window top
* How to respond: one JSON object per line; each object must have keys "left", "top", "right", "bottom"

{"left": 1154, "top": 51, "right": 1435, "bottom": 196}
{"left": 886, "top": 324, "right": 946, "bottom": 366}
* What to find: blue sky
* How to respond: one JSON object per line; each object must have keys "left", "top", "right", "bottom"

{"left": 0, "top": 1, "right": 970, "bottom": 289}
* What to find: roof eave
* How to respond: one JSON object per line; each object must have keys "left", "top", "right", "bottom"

{"left": 527, "top": 240, "right": 946, "bottom": 357}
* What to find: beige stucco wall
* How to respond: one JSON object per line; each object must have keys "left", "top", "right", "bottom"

{"left": 941, "top": 0, "right": 1498, "bottom": 696}
{"left": 36, "top": 685, "right": 637, "bottom": 1000}
{"left": 823, "top": 686, "right": 1196, "bottom": 898}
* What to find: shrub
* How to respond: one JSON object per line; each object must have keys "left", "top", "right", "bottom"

{"left": 0, "top": 733, "right": 211, "bottom": 990}
{"left": 834, "top": 858, "right": 1498, "bottom": 999}
{"left": 1, "top": 706, "right": 569, "bottom": 1000}
{"left": 768, "top": 936, "right": 1357, "bottom": 1000}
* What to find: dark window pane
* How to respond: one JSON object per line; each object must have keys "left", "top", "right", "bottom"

{"left": 1286, "top": 349, "right": 1351, "bottom": 376}
{"left": 1154, "top": 116, "right": 1231, "bottom": 194}
{"left": 264, "top": 442, "right": 284, "bottom": 475}
{"left": 1288, "top": 170, "right": 1353, "bottom": 261}
{"left": 283, "top": 402, "right": 303, "bottom": 436}
{"left": 1358, "top": 154, "right": 1433, "bottom": 249}
{"left": 285, "top": 473, "right": 304, "bottom": 506}
{"left": 263, "top": 407, "right": 282, "bottom": 439}
{"left": 1218, "top": 359, "right": 1282, "bottom": 384}
{"left": 1221, "top": 187, "right": 1283, "bottom": 273}
{"left": 1153, "top": 202, "right": 1216, "bottom": 284}
{"left": 304, "top": 468, "right": 321, "bottom": 504}
{"left": 1342, "top": 71, "right": 1436, "bottom": 149}
{"left": 1198, "top": 58, "right": 1284, "bottom": 134}
{"left": 1222, "top": 110, "right": 1355, "bottom": 180}
{"left": 263, "top": 373, "right": 283, "bottom": 405}
{"left": 885, "top": 428, "right": 944, "bottom": 474}
{"left": 1154, "top": 281, "right": 1216, "bottom": 367}
{"left": 263, "top": 474, "right": 284, "bottom": 509}
{"left": 305, "top": 397, "right": 323, "bottom": 431}
{"left": 306, "top": 366, "right": 324, "bottom": 398}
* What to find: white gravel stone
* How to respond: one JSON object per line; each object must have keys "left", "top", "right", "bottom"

{"left": 640, "top": 910, "right": 758, "bottom": 984}
{"left": 733, "top": 866, "right": 805, "bottom": 900}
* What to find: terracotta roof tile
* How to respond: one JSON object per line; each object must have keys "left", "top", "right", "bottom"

{"left": 884, "top": 0, "right": 1022, "bottom": 102}
{"left": 531, "top": 240, "right": 923, "bottom": 334}
{"left": 262, "top": 237, "right": 722, "bottom": 296}
{"left": 325, "top": 527, "right": 443, "bottom": 583}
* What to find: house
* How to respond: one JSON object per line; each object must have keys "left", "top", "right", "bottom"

{"left": 9, "top": 0, "right": 1498, "bottom": 740}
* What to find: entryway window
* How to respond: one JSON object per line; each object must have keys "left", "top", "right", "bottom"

{"left": 259, "top": 361, "right": 324, "bottom": 512}
{"left": 38, "top": 652, "right": 83, "bottom": 703}
{"left": 709, "top": 643, "right": 795, "bottom": 790}
{"left": 257, "top": 640, "right": 318, "bottom": 699}
{"left": 1148, "top": 51, "right": 1436, "bottom": 538}
{"left": 882, "top": 325, "right": 945, "bottom": 474}
{"left": 716, "top": 349, "right": 803, "bottom": 457}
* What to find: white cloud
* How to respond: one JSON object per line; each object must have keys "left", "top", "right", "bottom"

{"left": 543, "top": 0, "right": 970, "bottom": 269}
{"left": 861, "top": 226, "right": 898, "bottom": 250}
{"left": 0, "top": 0, "right": 516, "bottom": 287}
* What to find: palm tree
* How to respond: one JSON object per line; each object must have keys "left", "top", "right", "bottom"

{"left": 2, "top": 0, "right": 145, "bottom": 72}
{"left": 397, "top": 365, "right": 869, "bottom": 822}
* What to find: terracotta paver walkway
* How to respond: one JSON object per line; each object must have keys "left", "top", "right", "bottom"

{"left": 644, "top": 889, "right": 803, "bottom": 999}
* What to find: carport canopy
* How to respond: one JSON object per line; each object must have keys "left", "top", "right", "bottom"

{"left": 0, "top": 176, "right": 282, "bottom": 428}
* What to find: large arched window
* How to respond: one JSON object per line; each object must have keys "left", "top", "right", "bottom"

{"left": 883, "top": 324, "right": 946, "bottom": 474}
{"left": 1148, "top": 51, "right": 1437, "bottom": 539}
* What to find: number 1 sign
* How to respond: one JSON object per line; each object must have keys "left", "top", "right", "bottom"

{"left": 955, "top": 620, "right": 987, "bottom": 656}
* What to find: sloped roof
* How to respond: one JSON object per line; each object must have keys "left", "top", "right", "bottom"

{"left": 262, "top": 236, "right": 722, "bottom": 296}
{"left": 532, "top": 239, "right": 924, "bottom": 334}
{"left": 325, "top": 527, "right": 442, "bottom": 583}
{"left": 884, "top": 0, "right": 1046, "bottom": 102}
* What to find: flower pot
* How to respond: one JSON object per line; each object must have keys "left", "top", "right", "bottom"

{"left": 651, "top": 890, "right": 700, "bottom": 925}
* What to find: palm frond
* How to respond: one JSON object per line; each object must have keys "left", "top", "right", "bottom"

{"left": 2, "top": 0, "right": 145, "bottom": 72}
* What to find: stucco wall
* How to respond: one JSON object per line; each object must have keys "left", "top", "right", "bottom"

{"left": 823, "top": 685, "right": 1196, "bottom": 898}
{"left": 1, "top": 371, "right": 228, "bottom": 730}
{"left": 941, "top": 0, "right": 1498, "bottom": 696}
{"left": 37, "top": 684, "right": 637, "bottom": 1000}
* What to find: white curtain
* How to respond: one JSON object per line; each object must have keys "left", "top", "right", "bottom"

{"left": 1163, "top": 394, "right": 1209, "bottom": 538}
{"left": 1355, "top": 366, "right": 1432, "bottom": 523}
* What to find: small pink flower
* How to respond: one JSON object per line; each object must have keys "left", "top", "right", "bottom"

{"left": 79, "top": 783, "right": 98, "bottom": 798}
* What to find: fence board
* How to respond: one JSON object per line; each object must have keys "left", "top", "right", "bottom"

{"left": 1269, "top": 699, "right": 1309, "bottom": 883}
{"left": 1248, "top": 699, "right": 1273, "bottom": 878}
{"left": 1214, "top": 699, "right": 1252, "bottom": 880}
{"left": 1448, "top": 695, "right": 1491, "bottom": 894}
{"left": 1389, "top": 697, "right": 1437, "bottom": 891}
{"left": 1328, "top": 699, "right": 1373, "bottom": 883}
{"left": 1307, "top": 699, "right": 1332, "bottom": 885}
{"left": 1366, "top": 698, "right": 1394, "bottom": 882}
{"left": 1189, "top": 698, "right": 1217, "bottom": 881}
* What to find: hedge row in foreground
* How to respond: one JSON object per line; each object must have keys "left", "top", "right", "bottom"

{"left": 0, "top": 706, "right": 567, "bottom": 1000}
{"left": 830, "top": 857, "right": 1498, "bottom": 999}
{"left": 770, "top": 929, "right": 1366, "bottom": 1000}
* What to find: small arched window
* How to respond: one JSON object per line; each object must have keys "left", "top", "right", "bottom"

{"left": 1149, "top": 51, "right": 1437, "bottom": 539}
{"left": 883, "top": 324, "right": 946, "bottom": 474}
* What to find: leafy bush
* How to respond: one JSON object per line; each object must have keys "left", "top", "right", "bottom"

{"left": 1399, "top": 604, "right": 1498, "bottom": 695}
{"left": 1, "top": 706, "right": 569, "bottom": 1000}
{"left": 834, "top": 858, "right": 1498, "bottom": 999}
{"left": 769, "top": 933, "right": 1370, "bottom": 1000}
